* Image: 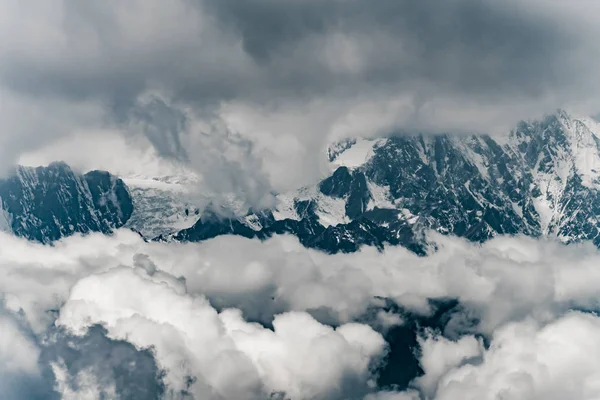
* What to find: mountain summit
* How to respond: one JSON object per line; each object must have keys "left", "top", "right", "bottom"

{"left": 0, "top": 162, "right": 133, "bottom": 242}
{"left": 6, "top": 111, "right": 600, "bottom": 254}
{"left": 171, "top": 111, "right": 600, "bottom": 253}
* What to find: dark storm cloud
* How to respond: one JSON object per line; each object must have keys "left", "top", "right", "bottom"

{"left": 1, "top": 0, "right": 600, "bottom": 199}
{"left": 202, "top": 0, "right": 334, "bottom": 61}
{"left": 204, "top": 0, "right": 570, "bottom": 99}
{"left": 0, "top": 0, "right": 592, "bottom": 109}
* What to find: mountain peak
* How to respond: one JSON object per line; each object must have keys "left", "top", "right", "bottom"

{"left": 165, "top": 111, "right": 600, "bottom": 253}
{"left": 7, "top": 112, "right": 600, "bottom": 255}
{"left": 0, "top": 164, "right": 133, "bottom": 243}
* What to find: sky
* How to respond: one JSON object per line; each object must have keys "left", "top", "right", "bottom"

{"left": 3, "top": 1, "right": 600, "bottom": 399}
{"left": 4, "top": 0, "right": 600, "bottom": 208}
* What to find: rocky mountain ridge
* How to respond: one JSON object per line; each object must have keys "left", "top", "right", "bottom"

{"left": 0, "top": 162, "right": 133, "bottom": 243}
{"left": 5, "top": 111, "right": 600, "bottom": 254}
{"left": 170, "top": 110, "right": 600, "bottom": 253}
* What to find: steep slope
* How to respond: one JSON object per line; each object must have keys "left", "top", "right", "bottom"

{"left": 8, "top": 111, "right": 599, "bottom": 252}
{"left": 123, "top": 175, "right": 200, "bottom": 238}
{"left": 173, "top": 111, "right": 600, "bottom": 253}
{"left": 0, "top": 162, "right": 133, "bottom": 243}
{"left": 505, "top": 111, "right": 600, "bottom": 244}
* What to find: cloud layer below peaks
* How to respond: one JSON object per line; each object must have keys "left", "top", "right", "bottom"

{"left": 2, "top": 229, "right": 600, "bottom": 398}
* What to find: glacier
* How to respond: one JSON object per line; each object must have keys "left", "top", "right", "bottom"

{"left": 6, "top": 110, "right": 600, "bottom": 254}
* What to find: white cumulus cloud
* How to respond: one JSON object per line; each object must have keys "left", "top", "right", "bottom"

{"left": 56, "top": 265, "right": 386, "bottom": 399}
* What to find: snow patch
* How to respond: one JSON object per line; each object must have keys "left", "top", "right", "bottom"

{"left": 560, "top": 114, "right": 600, "bottom": 188}
{"left": 401, "top": 208, "right": 419, "bottom": 224}
{"left": 0, "top": 199, "right": 12, "bottom": 233}
{"left": 292, "top": 186, "right": 349, "bottom": 227}
{"left": 367, "top": 182, "right": 395, "bottom": 210}
{"left": 272, "top": 194, "right": 300, "bottom": 221}
{"left": 330, "top": 138, "right": 386, "bottom": 169}
{"left": 451, "top": 136, "right": 491, "bottom": 180}
{"left": 314, "top": 195, "right": 349, "bottom": 227}
{"left": 532, "top": 196, "right": 553, "bottom": 234}
{"left": 243, "top": 215, "right": 264, "bottom": 231}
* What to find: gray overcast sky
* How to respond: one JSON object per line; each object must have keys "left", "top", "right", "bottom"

{"left": 2, "top": 0, "right": 600, "bottom": 202}
{"left": 2, "top": 1, "right": 595, "bottom": 108}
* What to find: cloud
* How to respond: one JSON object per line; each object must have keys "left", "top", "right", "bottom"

{"left": 56, "top": 265, "right": 387, "bottom": 399}
{"left": 0, "top": 89, "right": 106, "bottom": 178}
{"left": 5, "top": 227, "right": 600, "bottom": 335}
{"left": 0, "top": 311, "right": 49, "bottom": 399}
{"left": 414, "top": 333, "right": 483, "bottom": 398}
{"left": 364, "top": 391, "right": 420, "bottom": 400}
{"left": 127, "top": 232, "right": 600, "bottom": 335}
{"left": 4, "top": 0, "right": 600, "bottom": 205}
{"left": 413, "top": 312, "right": 600, "bottom": 400}
{"left": 5, "top": 2, "right": 600, "bottom": 396}
{"left": 0, "top": 313, "right": 40, "bottom": 376}
{"left": 5, "top": 229, "right": 600, "bottom": 397}
{"left": 0, "top": 230, "right": 386, "bottom": 398}
{"left": 44, "top": 326, "right": 164, "bottom": 400}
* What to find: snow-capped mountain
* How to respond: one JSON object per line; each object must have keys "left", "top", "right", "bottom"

{"left": 0, "top": 162, "right": 133, "bottom": 243}
{"left": 172, "top": 110, "right": 600, "bottom": 253}
{"left": 6, "top": 110, "right": 600, "bottom": 253}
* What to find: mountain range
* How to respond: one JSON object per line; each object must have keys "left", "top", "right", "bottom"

{"left": 6, "top": 110, "right": 600, "bottom": 254}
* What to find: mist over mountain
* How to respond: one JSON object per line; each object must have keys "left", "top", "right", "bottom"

{"left": 10, "top": 111, "right": 600, "bottom": 256}
{"left": 3, "top": 111, "right": 600, "bottom": 398}
{"left": 4, "top": 0, "right": 600, "bottom": 398}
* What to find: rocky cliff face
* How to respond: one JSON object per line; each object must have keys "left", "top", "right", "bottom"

{"left": 6, "top": 111, "right": 600, "bottom": 252}
{"left": 172, "top": 111, "right": 600, "bottom": 253}
{"left": 0, "top": 162, "right": 133, "bottom": 243}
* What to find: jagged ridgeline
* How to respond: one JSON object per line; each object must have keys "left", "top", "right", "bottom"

{"left": 5, "top": 111, "right": 600, "bottom": 253}
{"left": 171, "top": 111, "right": 600, "bottom": 253}
{"left": 0, "top": 162, "right": 133, "bottom": 243}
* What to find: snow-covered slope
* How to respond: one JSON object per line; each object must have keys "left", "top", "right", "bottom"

{"left": 7, "top": 110, "right": 600, "bottom": 253}
{"left": 329, "top": 138, "right": 386, "bottom": 169}
{"left": 124, "top": 174, "right": 200, "bottom": 238}
{"left": 174, "top": 110, "right": 600, "bottom": 253}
